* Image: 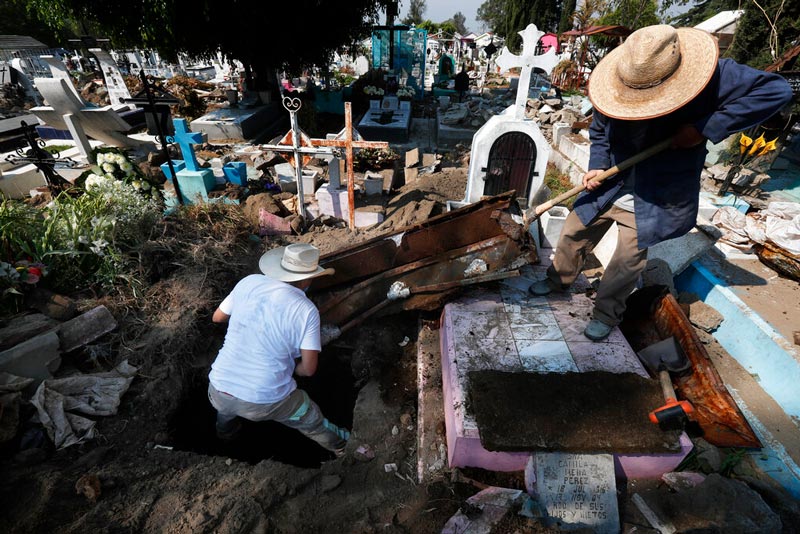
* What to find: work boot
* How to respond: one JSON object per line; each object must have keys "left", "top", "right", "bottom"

{"left": 216, "top": 417, "right": 242, "bottom": 441}
{"left": 584, "top": 319, "right": 613, "bottom": 341}
{"left": 528, "top": 278, "right": 559, "bottom": 296}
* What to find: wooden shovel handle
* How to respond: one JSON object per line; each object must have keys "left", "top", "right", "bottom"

{"left": 529, "top": 138, "right": 673, "bottom": 220}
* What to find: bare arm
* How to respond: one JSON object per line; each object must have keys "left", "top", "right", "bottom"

{"left": 212, "top": 307, "right": 230, "bottom": 323}
{"left": 294, "top": 349, "right": 319, "bottom": 377}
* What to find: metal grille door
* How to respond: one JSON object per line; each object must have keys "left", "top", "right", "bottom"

{"left": 483, "top": 132, "right": 537, "bottom": 198}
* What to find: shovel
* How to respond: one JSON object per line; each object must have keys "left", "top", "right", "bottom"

{"left": 524, "top": 138, "right": 672, "bottom": 227}
{"left": 637, "top": 336, "right": 694, "bottom": 429}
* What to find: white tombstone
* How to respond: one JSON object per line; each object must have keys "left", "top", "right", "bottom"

{"left": 8, "top": 58, "right": 42, "bottom": 106}
{"left": 30, "top": 77, "right": 146, "bottom": 148}
{"left": 354, "top": 56, "right": 369, "bottom": 76}
{"left": 459, "top": 25, "right": 558, "bottom": 209}
{"left": 90, "top": 48, "right": 132, "bottom": 106}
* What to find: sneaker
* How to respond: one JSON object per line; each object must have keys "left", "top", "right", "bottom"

{"left": 529, "top": 278, "right": 559, "bottom": 296}
{"left": 584, "top": 319, "right": 613, "bottom": 341}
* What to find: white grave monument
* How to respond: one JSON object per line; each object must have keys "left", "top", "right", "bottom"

{"left": 30, "top": 56, "right": 145, "bottom": 148}
{"left": 90, "top": 48, "right": 132, "bottom": 106}
{"left": 457, "top": 25, "right": 559, "bottom": 209}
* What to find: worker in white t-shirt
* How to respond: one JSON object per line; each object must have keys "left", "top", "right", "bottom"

{"left": 208, "top": 243, "right": 349, "bottom": 455}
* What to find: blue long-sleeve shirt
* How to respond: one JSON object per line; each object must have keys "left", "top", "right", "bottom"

{"left": 574, "top": 59, "right": 793, "bottom": 249}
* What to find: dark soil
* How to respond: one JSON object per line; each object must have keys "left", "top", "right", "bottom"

{"left": 469, "top": 370, "right": 683, "bottom": 453}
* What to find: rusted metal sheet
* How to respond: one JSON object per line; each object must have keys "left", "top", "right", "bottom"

{"left": 314, "top": 192, "right": 527, "bottom": 291}
{"left": 316, "top": 234, "right": 534, "bottom": 327}
{"left": 621, "top": 287, "right": 761, "bottom": 449}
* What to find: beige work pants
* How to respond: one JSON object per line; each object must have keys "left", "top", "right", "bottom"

{"left": 545, "top": 205, "right": 648, "bottom": 326}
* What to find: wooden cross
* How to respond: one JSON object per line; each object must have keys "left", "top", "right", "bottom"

{"left": 259, "top": 98, "right": 388, "bottom": 229}
{"left": 495, "top": 24, "right": 560, "bottom": 120}
{"left": 313, "top": 102, "right": 388, "bottom": 229}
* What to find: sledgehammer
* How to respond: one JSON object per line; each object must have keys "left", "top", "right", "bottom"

{"left": 523, "top": 138, "right": 672, "bottom": 228}
{"left": 649, "top": 369, "right": 694, "bottom": 427}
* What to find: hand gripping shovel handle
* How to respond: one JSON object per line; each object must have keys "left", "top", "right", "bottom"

{"left": 526, "top": 138, "right": 672, "bottom": 225}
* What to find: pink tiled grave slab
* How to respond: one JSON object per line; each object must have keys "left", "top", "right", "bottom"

{"left": 440, "top": 279, "right": 692, "bottom": 478}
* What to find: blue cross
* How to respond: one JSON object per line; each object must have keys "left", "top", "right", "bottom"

{"left": 172, "top": 118, "right": 204, "bottom": 171}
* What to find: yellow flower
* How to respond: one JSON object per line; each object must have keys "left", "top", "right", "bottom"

{"left": 739, "top": 132, "right": 753, "bottom": 155}
{"left": 748, "top": 134, "right": 766, "bottom": 156}
{"left": 757, "top": 137, "right": 778, "bottom": 157}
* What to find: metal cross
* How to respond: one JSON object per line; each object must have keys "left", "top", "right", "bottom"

{"left": 122, "top": 69, "right": 184, "bottom": 204}
{"left": 169, "top": 118, "right": 204, "bottom": 171}
{"left": 495, "top": 24, "right": 560, "bottom": 120}
{"left": 4, "top": 121, "right": 79, "bottom": 191}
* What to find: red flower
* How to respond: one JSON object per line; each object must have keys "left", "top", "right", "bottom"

{"left": 28, "top": 267, "right": 42, "bottom": 277}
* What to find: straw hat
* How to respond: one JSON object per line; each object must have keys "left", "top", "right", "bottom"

{"left": 259, "top": 244, "right": 335, "bottom": 282}
{"left": 588, "top": 25, "right": 719, "bottom": 120}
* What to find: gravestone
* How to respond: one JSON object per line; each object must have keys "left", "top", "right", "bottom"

{"left": 526, "top": 452, "right": 619, "bottom": 533}
{"left": 459, "top": 25, "right": 558, "bottom": 210}
{"left": 90, "top": 48, "right": 132, "bottom": 106}
{"left": 30, "top": 75, "right": 145, "bottom": 147}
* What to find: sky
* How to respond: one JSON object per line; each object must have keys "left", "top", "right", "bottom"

{"left": 397, "top": 0, "right": 487, "bottom": 35}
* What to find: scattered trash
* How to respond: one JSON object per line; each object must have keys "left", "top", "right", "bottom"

{"left": 384, "top": 463, "right": 398, "bottom": 473}
{"left": 153, "top": 444, "right": 173, "bottom": 451}
{"left": 398, "top": 336, "right": 410, "bottom": 347}
{"left": 391, "top": 425, "right": 399, "bottom": 436}
{"left": 354, "top": 444, "right": 375, "bottom": 461}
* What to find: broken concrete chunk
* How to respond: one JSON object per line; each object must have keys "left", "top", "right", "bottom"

{"left": 58, "top": 305, "right": 117, "bottom": 353}
{"left": 0, "top": 313, "right": 59, "bottom": 351}
{"left": 404, "top": 148, "right": 419, "bottom": 168}
{"left": 0, "top": 330, "right": 60, "bottom": 380}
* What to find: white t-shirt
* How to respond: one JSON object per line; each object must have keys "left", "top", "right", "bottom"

{"left": 209, "top": 274, "right": 321, "bottom": 404}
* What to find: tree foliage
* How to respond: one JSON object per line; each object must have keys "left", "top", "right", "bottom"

{"left": 451, "top": 12, "right": 468, "bottom": 34}
{"left": 0, "top": 0, "right": 77, "bottom": 47}
{"left": 559, "top": 0, "right": 578, "bottom": 34}
{"left": 726, "top": 0, "right": 800, "bottom": 69}
{"left": 597, "top": 0, "right": 660, "bottom": 31}
{"left": 500, "top": 0, "right": 563, "bottom": 50}
{"left": 402, "top": 0, "right": 427, "bottom": 25}
{"left": 21, "top": 0, "right": 386, "bottom": 88}
{"left": 477, "top": 0, "right": 505, "bottom": 33}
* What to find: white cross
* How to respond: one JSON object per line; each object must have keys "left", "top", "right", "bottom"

{"left": 495, "top": 24, "right": 560, "bottom": 120}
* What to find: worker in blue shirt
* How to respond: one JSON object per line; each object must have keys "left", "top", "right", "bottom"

{"left": 530, "top": 24, "right": 793, "bottom": 341}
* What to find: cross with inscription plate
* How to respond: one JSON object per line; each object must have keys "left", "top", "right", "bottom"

{"left": 495, "top": 24, "right": 560, "bottom": 120}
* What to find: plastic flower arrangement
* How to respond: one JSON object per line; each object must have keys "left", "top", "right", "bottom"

{"left": 719, "top": 132, "right": 779, "bottom": 195}
{"left": 364, "top": 85, "right": 385, "bottom": 98}
{"left": 396, "top": 86, "right": 415, "bottom": 99}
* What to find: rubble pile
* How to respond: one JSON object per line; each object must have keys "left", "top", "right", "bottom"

{"left": 439, "top": 91, "right": 589, "bottom": 141}
{"left": 524, "top": 97, "right": 588, "bottom": 144}
{"left": 0, "top": 82, "right": 31, "bottom": 114}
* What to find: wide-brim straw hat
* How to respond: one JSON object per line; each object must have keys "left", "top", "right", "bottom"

{"left": 259, "top": 243, "right": 335, "bottom": 282}
{"left": 588, "top": 25, "right": 719, "bottom": 120}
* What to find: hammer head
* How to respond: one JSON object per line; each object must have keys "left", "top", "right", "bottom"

{"left": 649, "top": 400, "right": 694, "bottom": 430}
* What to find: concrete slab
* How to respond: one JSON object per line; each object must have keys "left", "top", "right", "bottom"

{"left": 191, "top": 104, "right": 283, "bottom": 141}
{"left": 593, "top": 223, "right": 715, "bottom": 277}
{"left": 0, "top": 331, "right": 60, "bottom": 380}
{"left": 525, "top": 452, "right": 620, "bottom": 533}
{"left": 440, "top": 281, "right": 692, "bottom": 478}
